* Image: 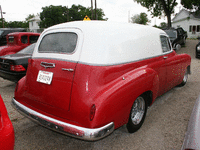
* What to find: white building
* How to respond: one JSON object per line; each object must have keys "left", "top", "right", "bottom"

{"left": 29, "top": 15, "right": 41, "bottom": 33}
{"left": 172, "top": 9, "right": 200, "bottom": 38}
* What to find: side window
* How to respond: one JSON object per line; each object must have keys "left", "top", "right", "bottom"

{"left": 160, "top": 35, "right": 171, "bottom": 53}
{"left": 29, "top": 35, "right": 39, "bottom": 44}
{"left": 21, "top": 35, "right": 28, "bottom": 44}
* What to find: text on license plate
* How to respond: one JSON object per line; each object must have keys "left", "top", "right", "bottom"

{"left": 37, "top": 70, "right": 53, "bottom": 85}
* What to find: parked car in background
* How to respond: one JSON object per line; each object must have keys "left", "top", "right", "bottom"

{"left": 0, "top": 32, "right": 40, "bottom": 56}
{"left": 0, "top": 43, "right": 36, "bottom": 82}
{"left": 182, "top": 94, "right": 200, "bottom": 150}
{"left": 196, "top": 39, "right": 200, "bottom": 58}
{"left": 0, "top": 28, "right": 26, "bottom": 46}
{"left": 12, "top": 21, "right": 191, "bottom": 141}
{"left": 164, "top": 27, "right": 187, "bottom": 51}
{"left": 0, "top": 95, "right": 15, "bottom": 150}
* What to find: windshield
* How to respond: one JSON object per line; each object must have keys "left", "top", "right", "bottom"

{"left": 164, "top": 30, "right": 177, "bottom": 39}
{"left": 18, "top": 43, "right": 36, "bottom": 54}
{"left": 0, "top": 30, "right": 3, "bottom": 36}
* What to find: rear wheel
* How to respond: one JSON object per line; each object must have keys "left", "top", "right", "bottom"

{"left": 177, "top": 70, "right": 188, "bottom": 87}
{"left": 126, "top": 95, "right": 147, "bottom": 133}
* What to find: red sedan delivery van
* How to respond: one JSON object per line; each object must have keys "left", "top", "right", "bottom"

{"left": 12, "top": 21, "right": 191, "bottom": 141}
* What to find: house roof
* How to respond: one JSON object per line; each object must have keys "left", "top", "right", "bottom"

{"left": 172, "top": 8, "right": 200, "bottom": 22}
{"left": 29, "top": 15, "right": 40, "bottom": 22}
{"left": 191, "top": 10, "right": 200, "bottom": 19}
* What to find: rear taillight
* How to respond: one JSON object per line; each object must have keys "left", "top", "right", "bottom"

{"left": 10, "top": 65, "right": 26, "bottom": 72}
{"left": 0, "top": 112, "right": 2, "bottom": 129}
{"left": 90, "top": 104, "right": 96, "bottom": 121}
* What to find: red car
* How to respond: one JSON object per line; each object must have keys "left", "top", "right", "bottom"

{"left": 0, "top": 95, "right": 14, "bottom": 150}
{"left": 0, "top": 32, "right": 40, "bottom": 56}
{"left": 12, "top": 21, "right": 191, "bottom": 141}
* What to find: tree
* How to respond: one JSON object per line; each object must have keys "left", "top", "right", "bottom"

{"left": 153, "top": 22, "right": 167, "bottom": 29}
{"left": 25, "top": 14, "right": 35, "bottom": 21}
{"left": 160, "top": 22, "right": 167, "bottom": 28}
{"left": 0, "top": 14, "right": 32, "bottom": 28}
{"left": 0, "top": 18, "right": 5, "bottom": 28}
{"left": 131, "top": 12, "right": 150, "bottom": 25}
{"left": 134, "top": 0, "right": 178, "bottom": 27}
{"left": 5, "top": 21, "right": 28, "bottom": 28}
{"left": 69, "top": 4, "right": 107, "bottom": 21}
{"left": 39, "top": 4, "right": 107, "bottom": 28}
{"left": 0, "top": 20, "right": 28, "bottom": 28}
{"left": 181, "top": 0, "right": 200, "bottom": 10}
{"left": 40, "top": 5, "right": 69, "bottom": 28}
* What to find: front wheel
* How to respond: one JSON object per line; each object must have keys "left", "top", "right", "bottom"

{"left": 175, "top": 44, "right": 181, "bottom": 51}
{"left": 126, "top": 95, "right": 147, "bottom": 133}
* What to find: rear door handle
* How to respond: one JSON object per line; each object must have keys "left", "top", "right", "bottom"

{"left": 41, "top": 62, "right": 55, "bottom": 68}
{"left": 163, "top": 56, "right": 168, "bottom": 59}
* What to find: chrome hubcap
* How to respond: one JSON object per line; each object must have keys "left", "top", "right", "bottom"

{"left": 183, "top": 71, "right": 188, "bottom": 83}
{"left": 176, "top": 44, "right": 181, "bottom": 50}
{"left": 131, "top": 96, "right": 145, "bottom": 125}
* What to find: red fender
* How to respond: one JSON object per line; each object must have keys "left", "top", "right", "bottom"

{"left": 0, "top": 95, "right": 15, "bottom": 150}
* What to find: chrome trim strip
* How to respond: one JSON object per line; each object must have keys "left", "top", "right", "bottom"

{"left": 62, "top": 68, "right": 74, "bottom": 72}
{"left": 12, "top": 98, "right": 114, "bottom": 141}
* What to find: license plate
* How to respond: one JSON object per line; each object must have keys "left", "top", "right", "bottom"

{"left": 37, "top": 70, "right": 53, "bottom": 85}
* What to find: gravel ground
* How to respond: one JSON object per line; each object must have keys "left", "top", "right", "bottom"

{"left": 0, "top": 39, "right": 200, "bottom": 150}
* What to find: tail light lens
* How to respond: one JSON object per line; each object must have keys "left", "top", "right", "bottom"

{"left": 0, "top": 112, "right": 2, "bottom": 129}
{"left": 90, "top": 104, "right": 96, "bottom": 121}
{"left": 10, "top": 65, "right": 26, "bottom": 72}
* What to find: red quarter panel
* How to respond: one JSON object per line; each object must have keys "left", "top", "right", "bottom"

{"left": 23, "top": 58, "right": 76, "bottom": 118}
{"left": 15, "top": 51, "right": 190, "bottom": 129}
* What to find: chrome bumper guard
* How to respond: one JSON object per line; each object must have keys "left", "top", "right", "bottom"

{"left": 12, "top": 98, "right": 114, "bottom": 141}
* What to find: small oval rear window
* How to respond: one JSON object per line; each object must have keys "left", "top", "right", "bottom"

{"left": 38, "top": 32, "right": 77, "bottom": 54}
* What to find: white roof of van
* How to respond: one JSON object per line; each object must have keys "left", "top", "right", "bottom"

{"left": 35, "top": 21, "right": 169, "bottom": 65}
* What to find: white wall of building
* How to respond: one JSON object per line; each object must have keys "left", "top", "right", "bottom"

{"left": 172, "top": 9, "right": 200, "bottom": 38}
{"left": 29, "top": 15, "right": 40, "bottom": 33}
{"left": 172, "top": 19, "right": 200, "bottom": 38}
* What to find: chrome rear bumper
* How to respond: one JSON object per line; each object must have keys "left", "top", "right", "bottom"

{"left": 12, "top": 98, "right": 114, "bottom": 141}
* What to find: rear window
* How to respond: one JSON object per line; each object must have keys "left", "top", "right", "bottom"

{"left": 38, "top": 32, "right": 77, "bottom": 54}
{"left": 21, "top": 35, "right": 28, "bottom": 44}
{"left": 8, "top": 36, "right": 15, "bottom": 43}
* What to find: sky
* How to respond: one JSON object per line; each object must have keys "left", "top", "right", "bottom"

{"left": 1, "top": 0, "right": 182, "bottom": 26}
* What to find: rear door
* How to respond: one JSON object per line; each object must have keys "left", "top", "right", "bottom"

{"left": 25, "top": 28, "right": 83, "bottom": 115}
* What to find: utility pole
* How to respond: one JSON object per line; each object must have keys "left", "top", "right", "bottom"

{"left": 0, "top": 5, "right": 5, "bottom": 28}
{"left": 95, "top": 0, "right": 97, "bottom": 20}
{"left": 67, "top": 6, "right": 69, "bottom": 22}
{"left": 128, "top": 10, "right": 130, "bottom": 23}
{"left": 91, "top": 0, "right": 94, "bottom": 20}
